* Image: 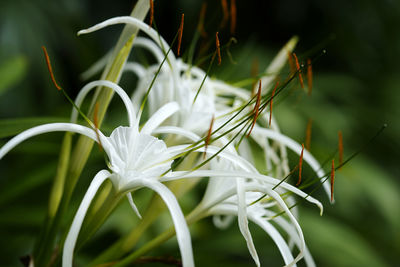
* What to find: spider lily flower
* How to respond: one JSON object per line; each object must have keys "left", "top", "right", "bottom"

{"left": 79, "top": 15, "right": 331, "bottom": 267}
{"left": 0, "top": 80, "right": 197, "bottom": 267}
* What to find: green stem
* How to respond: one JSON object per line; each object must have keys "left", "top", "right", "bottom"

{"left": 113, "top": 207, "right": 206, "bottom": 267}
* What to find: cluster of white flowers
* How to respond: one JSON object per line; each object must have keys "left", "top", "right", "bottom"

{"left": 0, "top": 5, "right": 332, "bottom": 267}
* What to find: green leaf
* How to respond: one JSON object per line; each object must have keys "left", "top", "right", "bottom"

{"left": 0, "top": 162, "right": 56, "bottom": 207}
{"left": 0, "top": 117, "right": 68, "bottom": 138}
{"left": 0, "top": 55, "right": 28, "bottom": 96}
{"left": 301, "top": 210, "right": 390, "bottom": 267}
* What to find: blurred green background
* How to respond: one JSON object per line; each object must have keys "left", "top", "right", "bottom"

{"left": 0, "top": 0, "right": 399, "bottom": 266}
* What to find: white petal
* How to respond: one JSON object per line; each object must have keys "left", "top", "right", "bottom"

{"left": 266, "top": 188, "right": 305, "bottom": 267}
{"left": 252, "top": 126, "right": 331, "bottom": 201}
{"left": 236, "top": 178, "right": 260, "bottom": 267}
{"left": 0, "top": 123, "right": 104, "bottom": 160}
{"left": 63, "top": 170, "right": 111, "bottom": 267}
{"left": 71, "top": 80, "right": 137, "bottom": 127}
{"left": 164, "top": 170, "right": 323, "bottom": 214}
{"left": 152, "top": 126, "right": 201, "bottom": 142}
{"left": 132, "top": 37, "right": 165, "bottom": 63}
{"left": 126, "top": 192, "right": 142, "bottom": 219}
{"left": 138, "top": 180, "right": 194, "bottom": 267}
{"left": 141, "top": 102, "right": 180, "bottom": 135}
{"left": 249, "top": 214, "right": 296, "bottom": 266}
{"left": 78, "top": 16, "right": 177, "bottom": 67}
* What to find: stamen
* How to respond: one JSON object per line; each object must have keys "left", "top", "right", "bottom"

{"left": 93, "top": 102, "right": 103, "bottom": 150}
{"left": 296, "top": 143, "right": 304, "bottom": 186}
{"left": 204, "top": 115, "right": 215, "bottom": 159}
{"left": 42, "top": 46, "right": 62, "bottom": 90}
{"left": 149, "top": 0, "right": 154, "bottom": 27}
{"left": 331, "top": 159, "right": 335, "bottom": 202}
{"left": 269, "top": 81, "right": 279, "bottom": 127}
{"left": 305, "top": 118, "right": 313, "bottom": 151}
{"left": 292, "top": 53, "right": 304, "bottom": 89}
{"left": 177, "top": 13, "right": 184, "bottom": 56}
{"left": 230, "top": 0, "right": 237, "bottom": 35}
{"left": 197, "top": 3, "right": 208, "bottom": 38}
{"left": 216, "top": 32, "right": 222, "bottom": 65}
{"left": 287, "top": 51, "right": 296, "bottom": 74}
{"left": 220, "top": 0, "right": 229, "bottom": 29}
{"left": 247, "top": 80, "right": 261, "bottom": 137}
{"left": 307, "top": 58, "right": 313, "bottom": 95}
{"left": 338, "top": 130, "right": 343, "bottom": 167}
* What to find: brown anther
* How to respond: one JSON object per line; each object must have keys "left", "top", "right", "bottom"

{"left": 204, "top": 115, "right": 215, "bottom": 159}
{"left": 247, "top": 80, "right": 262, "bottom": 137}
{"left": 230, "top": 0, "right": 237, "bottom": 35}
{"left": 338, "top": 130, "right": 343, "bottom": 168}
{"left": 307, "top": 58, "right": 313, "bottom": 95}
{"left": 269, "top": 81, "right": 279, "bottom": 127}
{"left": 220, "top": 0, "right": 229, "bottom": 29}
{"left": 292, "top": 53, "right": 304, "bottom": 89}
{"left": 149, "top": 0, "right": 154, "bottom": 28}
{"left": 297, "top": 143, "right": 304, "bottom": 186}
{"left": 197, "top": 3, "right": 208, "bottom": 38}
{"left": 93, "top": 102, "right": 103, "bottom": 151}
{"left": 216, "top": 32, "right": 222, "bottom": 65}
{"left": 330, "top": 159, "right": 335, "bottom": 202}
{"left": 305, "top": 118, "right": 313, "bottom": 151}
{"left": 287, "top": 51, "right": 296, "bottom": 74}
{"left": 177, "top": 14, "right": 184, "bottom": 56}
{"left": 42, "top": 46, "right": 62, "bottom": 91}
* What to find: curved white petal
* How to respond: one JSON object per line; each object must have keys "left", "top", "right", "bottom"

{"left": 152, "top": 126, "right": 201, "bottom": 142}
{"left": 250, "top": 214, "right": 296, "bottom": 266}
{"left": 266, "top": 188, "right": 305, "bottom": 267}
{"left": 78, "top": 16, "right": 177, "bottom": 68}
{"left": 126, "top": 192, "right": 142, "bottom": 219}
{"left": 133, "top": 37, "right": 165, "bottom": 63}
{"left": 212, "top": 214, "right": 235, "bottom": 229}
{"left": 163, "top": 170, "right": 323, "bottom": 214}
{"left": 210, "top": 204, "right": 296, "bottom": 267}
{"left": 124, "top": 62, "right": 147, "bottom": 78}
{"left": 138, "top": 180, "right": 194, "bottom": 267}
{"left": 0, "top": 123, "right": 107, "bottom": 160}
{"left": 141, "top": 102, "right": 180, "bottom": 135}
{"left": 71, "top": 80, "right": 137, "bottom": 127}
{"left": 252, "top": 126, "right": 331, "bottom": 200}
{"left": 236, "top": 177, "right": 260, "bottom": 267}
{"left": 63, "top": 170, "right": 111, "bottom": 267}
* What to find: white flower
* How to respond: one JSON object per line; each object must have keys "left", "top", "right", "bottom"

{"left": 78, "top": 15, "right": 332, "bottom": 267}
{"left": 0, "top": 80, "right": 195, "bottom": 267}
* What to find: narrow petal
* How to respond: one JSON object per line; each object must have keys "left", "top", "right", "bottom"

{"left": 249, "top": 214, "right": 296, "bottom": 266}
{"left": 266, "top": 188, "right": 305, "bottom": 267}
{"left": 141, "top": 102, "right": 180, "bottom": 134}
{"left": 63, "top": 170, "right": 111, "bottom": 267}
{"left": 152, "top": 126, "right": 201, "bottom": 142}
{"left": 164, "top": 170, "right": 323, "bottom": 214}
{"left": 252, "top": 126, "right": 331, "bottom": 199}
{"left": 78, "top": 16, "right": 177, "bottom": 67}
{"left": 236, "top": 178, "right": 260, "bottom": 266}
{"left": 0, "top": 123, "right": 106, "bottom": 160}
{"left": 138, "top": 180, "right": 194, "bottom": 267}
{"left": 71, "top": 80, "right": 137, "bottom": 127}
{"left": 126, "top": 192, "right": 142, "bottom": 219}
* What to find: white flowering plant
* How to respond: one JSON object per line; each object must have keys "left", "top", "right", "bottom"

{"left": 0, "top": 1, "right": 349, "bottom": 267}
